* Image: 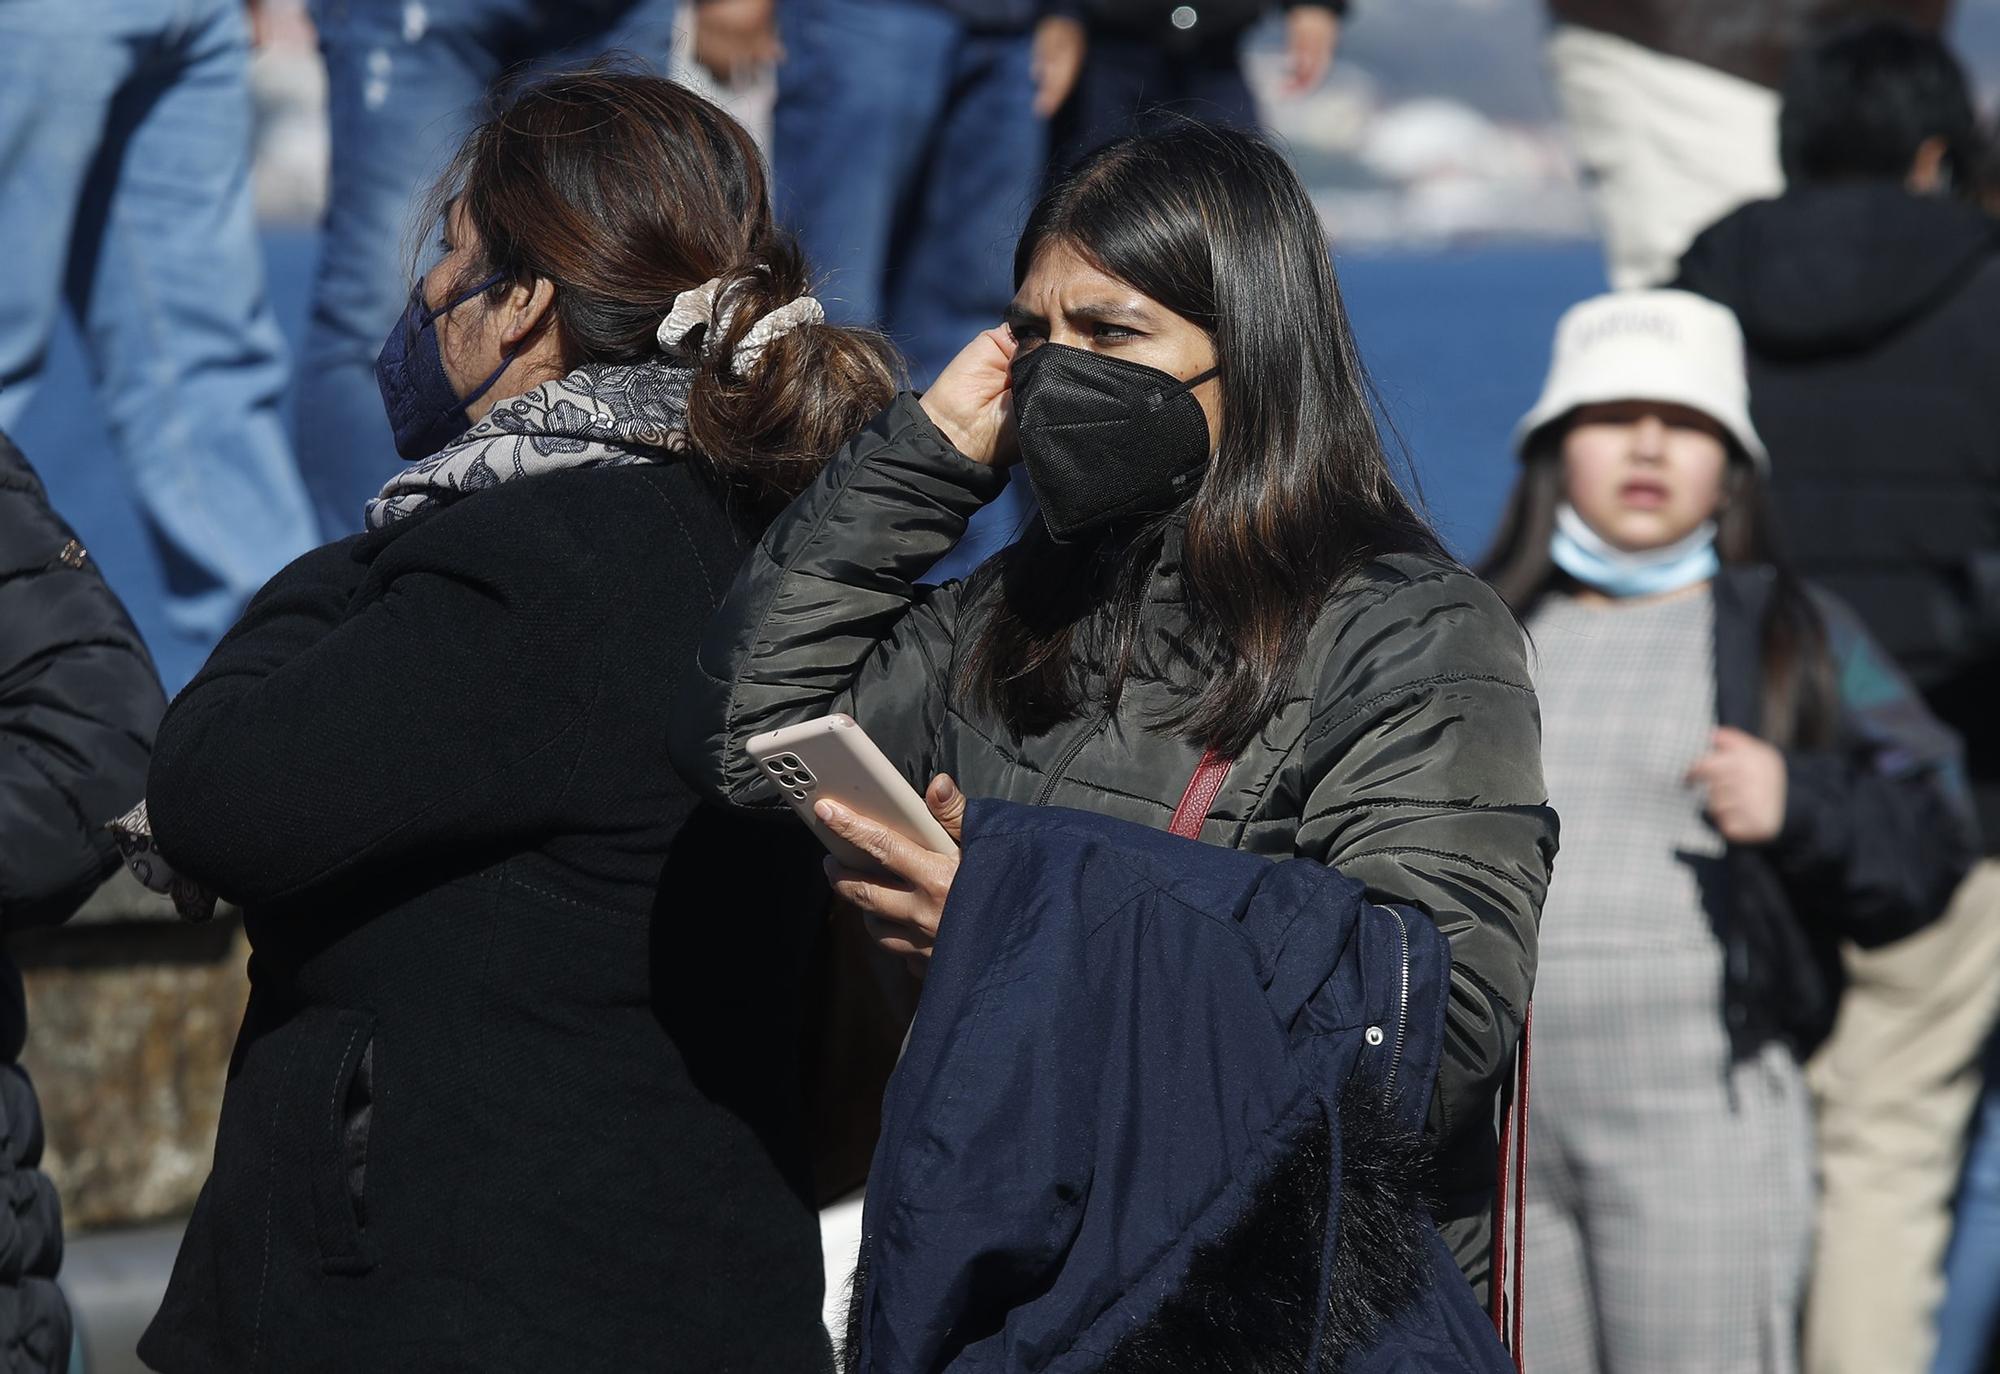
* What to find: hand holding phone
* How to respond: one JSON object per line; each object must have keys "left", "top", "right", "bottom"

{"left": 748, "top": 715, "right": 963, "bottom": 970}
{"left": 746, "top": 714, "right": 958, "bottom": 873}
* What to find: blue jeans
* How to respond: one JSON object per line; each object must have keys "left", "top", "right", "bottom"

{"left": 298, "top": 0, "right": 676, "bottom": 539}
{"left": 1933, "top": 1035, "right": 2000, "bottom": 1374}
{"left": 773, "top": 0, "right": 1043, "bottom": 387}
{"left": 0, "top": 0, "right": 317, "bottom": 645}
{"left": 774, "top": 0, "right": 1044, "bottom": 580}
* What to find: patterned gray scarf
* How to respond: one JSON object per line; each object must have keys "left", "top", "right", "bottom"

{"left": 365, "top": 360, "right": 696, "bottom": 529}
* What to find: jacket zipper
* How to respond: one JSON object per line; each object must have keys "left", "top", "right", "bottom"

{"left": 1032, "top": 714, "right": 1107, "bottom": 807}
{"left": 1382, "top": 907, "right": 1412, "bottom": 1107}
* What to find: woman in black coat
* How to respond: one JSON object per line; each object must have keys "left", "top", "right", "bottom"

{"left": 136, "top": 72, "right": 897, "bottom": 1374}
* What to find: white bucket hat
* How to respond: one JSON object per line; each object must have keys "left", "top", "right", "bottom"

{"left": 1513, "top": 289, "right": 1769, "bottom": 472}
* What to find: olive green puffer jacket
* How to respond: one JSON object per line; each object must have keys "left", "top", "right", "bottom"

{"left": 670, "top": 394, "right": 1558, "bottom": 1271}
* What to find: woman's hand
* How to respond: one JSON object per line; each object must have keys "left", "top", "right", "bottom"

{"left": 1686, "top": 727, "right": 1788, "bottom": 845}
{"left": 819, "top": 776, "right": 968, "bottom": 976}
{"left": 920, "top": 328, "right": 1019, "bottom": 468}
{"left": 1031, "top": 16, "right": 1087, "bottom": 118}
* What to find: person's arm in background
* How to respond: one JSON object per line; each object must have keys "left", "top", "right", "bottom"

{"left": 1281, "top": 1, "right": 1344, "bottom": 95}
{"left": 1035, "top": 3, "right": 1089, "bottom": 118}
{"left": 1773, "top": 595, "right": 1976, "bottom": 942}
{"left": 0, "top": 432, "right": 165, "bottom": 930}
{"left": 691, "top": 0, "right": 783, "bottom": 85}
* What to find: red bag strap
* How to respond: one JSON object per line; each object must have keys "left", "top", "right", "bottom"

{"left": 1169, "top": 748, "right": 1234, "bottom": 839}
{"left": 1489, "top": 1004, "right": 1532, "bottom": 1372}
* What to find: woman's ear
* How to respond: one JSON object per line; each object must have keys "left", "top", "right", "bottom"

{"left": 498, "top": 276, "right": 558, "bottom": 352}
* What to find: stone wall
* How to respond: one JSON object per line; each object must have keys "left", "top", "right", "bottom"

{"left": 10, "top": 873, "right": 246, "bottom": 1231}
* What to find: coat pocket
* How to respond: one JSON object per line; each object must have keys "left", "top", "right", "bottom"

{"left": 307, "top": 1010, "right": 379, "bottom": 1276}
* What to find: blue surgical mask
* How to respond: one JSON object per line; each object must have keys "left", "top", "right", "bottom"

{"left": 1550, "top": 502, "right": 1719, "bottom": 598}
{"left": 374, "top": 273, "right": 513, "bottom": 460}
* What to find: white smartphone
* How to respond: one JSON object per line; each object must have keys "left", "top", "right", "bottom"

{"left": 746, "top": 714, "right": 958, "bottom": 873}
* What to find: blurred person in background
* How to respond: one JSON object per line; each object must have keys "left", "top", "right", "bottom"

{"left": 296, "top": 0, "right": 681, "bottom": 541}
{"left": 1675, "top": 24, "right": 2000, "bottom": 1374}
{"left": 0, "top": 0, "right": 318, "bottom": 669}
{"left": 1543, "top": 0, "right": 1952, "bottom": 290}
{"left": 1482, "top": 290, "right": 1974, "bottom": 1374}
{"left": 0, "top": 430, "right": 164, "bottom": 1374}
{"left": 1036, "top": 0, "right": 1343, "bottom": 171}
{"left": 135, "top": 71, "right": 890, "bottom": 1372}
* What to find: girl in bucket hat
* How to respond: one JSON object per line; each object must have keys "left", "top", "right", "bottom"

{"left": 1480, "top": 289, "right": 1974, "bottom": 1374}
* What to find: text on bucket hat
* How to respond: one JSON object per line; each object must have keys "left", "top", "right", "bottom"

{"left": 1512, "top": 289, "right": 1770, "bottom": 472}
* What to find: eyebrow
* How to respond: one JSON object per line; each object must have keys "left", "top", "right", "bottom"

{"left": 1003, "top": 303, "right": 1042, "bottom": 331}
{"left": 1005, "top": 299, "right": 1155, "bottom": 329}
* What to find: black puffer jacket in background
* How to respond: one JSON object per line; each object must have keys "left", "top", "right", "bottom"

{"left": 138, "top": 463, "right": 829, "bottom": 1374}
{"left": 0, "top": 431, "right": 165, "bottom": 1374}
{"left": 1677, "top": 185, "right": 2000, "bottom": 849}
{"left": 670, "top": 394, "right": 1559, "bottom": 1289}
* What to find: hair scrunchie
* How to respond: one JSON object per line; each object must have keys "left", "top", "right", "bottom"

{"left": 658, "top": 277, "right": 826, "bottom": 376}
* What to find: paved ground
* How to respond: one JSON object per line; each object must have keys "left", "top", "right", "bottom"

{"left": 65, "top": 1223, "right": 184, "bottom": 1374}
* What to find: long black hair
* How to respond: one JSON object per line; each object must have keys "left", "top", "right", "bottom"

{"left": 959, "top": 124, "right": 1447, "bottom": 756}
{"left": 1479, "top": 429, "right": 1838, "bottom": 749}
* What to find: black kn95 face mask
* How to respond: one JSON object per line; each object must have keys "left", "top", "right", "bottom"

{"left": 1010, "top": 342, "right": 1219, "bottom": 544}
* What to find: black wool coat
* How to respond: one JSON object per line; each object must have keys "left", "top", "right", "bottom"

{"left": 138, "top": 463, "right": 829, "bottom": 1374}
{"left": 0, "top": 430, "right": 164, "bottom": 1374}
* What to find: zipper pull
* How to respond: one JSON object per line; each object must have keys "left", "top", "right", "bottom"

{"left": 50, "top": 538, "right": 87, "bottom": 570}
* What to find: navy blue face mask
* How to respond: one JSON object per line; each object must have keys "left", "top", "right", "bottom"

{"left": 374, "top": 273, "right": 513, "bottom": 460}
